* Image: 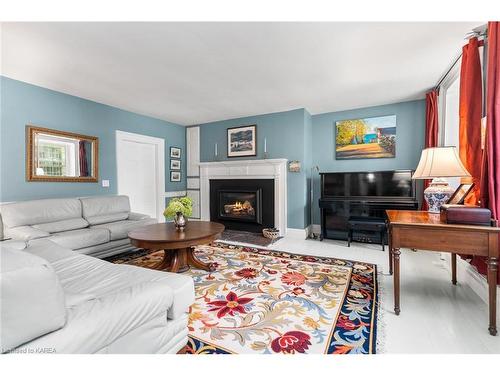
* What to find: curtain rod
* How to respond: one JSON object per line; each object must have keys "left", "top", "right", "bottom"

{"left": 434, "top": 53, "right": 462, "bottom": 90}
{"left": 434, "top": 31, "right": 487, "bottom": 91}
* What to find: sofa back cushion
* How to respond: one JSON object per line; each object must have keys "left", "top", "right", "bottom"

{"left": 80, "top": 196, "right": 130, "bottom": 225}
{"left": 0, "top": 247, "right": 67, "bottom": 352}
{"left": 0, "top": 198, "right": 82, "bottom": 229}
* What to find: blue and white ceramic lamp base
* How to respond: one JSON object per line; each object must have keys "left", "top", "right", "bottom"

{"left": 423, "top": 178, "right": 455, "bottom": 213}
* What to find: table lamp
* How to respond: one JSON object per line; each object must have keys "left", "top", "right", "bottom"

{"left": 412, "top": 146, "right": 471, "bottom": 213}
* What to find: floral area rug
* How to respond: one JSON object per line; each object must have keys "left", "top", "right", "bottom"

{"left": 108, "top": 243, "right": 379, "bottom": 354}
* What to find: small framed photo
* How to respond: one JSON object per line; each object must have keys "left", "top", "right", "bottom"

{"left": 170, "top": 147, "right": 181, "bottom": 159}
{"left": 170, "top": 159, "right": 181, "bottom": 170}
{"left": 447, "top": 183, "right": 475, "bottom": 205}
{"left": 227, "top": 125, "right": 257, "bottom": 157}
{"left": 170, "top": 171, "right": 181, "bottom": 182}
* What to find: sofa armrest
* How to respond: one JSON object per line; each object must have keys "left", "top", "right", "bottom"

{"left": 128, "top": 212, "right": 151, "bottom": 221}
{"left": 5, "top": 226, "right": 50, "bottom": 241}
{"left": 0, "top": 248, "right": 66, "bottom": 352}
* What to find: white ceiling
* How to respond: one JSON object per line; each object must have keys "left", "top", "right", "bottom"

{"left": 1, "top": 22, "right": 480, "bottom": 125}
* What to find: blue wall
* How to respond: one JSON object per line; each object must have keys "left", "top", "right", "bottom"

{"left": 0, "top": 76, "right": 425, "bottom": 229}
{"left": 198, "top": 108, "right": 309, "bottom": 229}
{"left": 311, "top": 100, "right": 426, "bottom": 224}
{"left": 197, "top": 101, "right": 425, "bottom": 229}
{"left": 0, "top": 77, "right": 186, "bottom": 202}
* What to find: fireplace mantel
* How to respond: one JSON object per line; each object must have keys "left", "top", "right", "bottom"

{"left": 199, "top": 159, "right": 287, "bottom": 235}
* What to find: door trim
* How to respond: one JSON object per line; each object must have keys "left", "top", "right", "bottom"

{"left": 116, "top": 130, "right": 165, "bottom": 221}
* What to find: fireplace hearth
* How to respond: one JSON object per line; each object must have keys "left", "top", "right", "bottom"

{"left": 210, "top": 179, "right": 274, "bottom": 233}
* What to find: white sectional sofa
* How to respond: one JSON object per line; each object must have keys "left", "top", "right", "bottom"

{"left": 0, "top": 195, "right": 196, "bottom": 354}
{"left": 1, "top": 239, "right": 195, "bottom": 354}
{"left": 0, "top": 196, "right": 157, "bottom": 258}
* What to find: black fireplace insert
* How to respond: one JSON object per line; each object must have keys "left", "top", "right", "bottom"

{"left": 210, "top": 179, "right": 274, "bottom": 233}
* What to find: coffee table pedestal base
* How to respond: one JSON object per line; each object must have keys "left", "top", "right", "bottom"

{"left": 152, "top": 247, "right": 215, "bottom": 273}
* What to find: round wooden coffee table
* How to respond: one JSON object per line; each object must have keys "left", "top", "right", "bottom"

{"left": 128, "top": 221, "right": 225, "bottom": 273}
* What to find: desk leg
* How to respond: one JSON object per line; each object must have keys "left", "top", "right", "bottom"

{"left": 488, "top": 257, "right": 498, "bottom": 336}
{"left": 393, "top": 248, "right": 401, "bottom": 315}
{"left": 388, "top": 226, "right": 393, "bottom": 275}
{"left": 451, "top": 253, "right": 457, "bottom": 285}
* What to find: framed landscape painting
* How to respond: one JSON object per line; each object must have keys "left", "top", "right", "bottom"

{"left": 227, "top": 125, "right": 257, "bottom": 157}
{"left": 335, "top": 115, "right": 396, "bottom": 159}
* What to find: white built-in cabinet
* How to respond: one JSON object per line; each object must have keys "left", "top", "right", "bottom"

{"left": 186, "top": 126, "right": 200, "bottom": 177}
{"left": 186, "top": 126, "right": 201, "bottom": 218}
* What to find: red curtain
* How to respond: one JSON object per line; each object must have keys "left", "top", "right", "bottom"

{"left": 422, "top": 90, "right": 439, "bottom": 210}
{"left": 478, "top": 22, "right": 500, "bottom": 283}
{"left": 484, "top": 22, "right": 500, "bottom": 221}
{"left": 464, "top": 23, "right": 500, "bottom": 283}
{"left": 79, "top": 141, "right": 89, "bottom": 177}
{"left": 459, "top": 37, "right": 483, "bottom": 205}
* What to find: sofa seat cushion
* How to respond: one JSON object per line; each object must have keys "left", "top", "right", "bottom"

{"left": 5, "top": 226, "right": 50, "bottom": 241}
{"left": 42, "top": 252, "right": 194, "bottom": 320}
{"left": 0, "top": 240, "right": 27, "bottom": 251}
{"left": 0, "top": 247, "right": 66, "bottom": 353}
{"left": 50, "top": 228, "right": 110, "bottom": 250}
{"left": 93, "top": 218, "right": 157, "bottom": 240}
{"left": 128, "top": 212, "right": 151, "bottom": 221}
{"left": 33, "top": 218, "right": 89, "bottom": 234}
{"left": 86, "top": 212, "right": 129, "bottom": 225}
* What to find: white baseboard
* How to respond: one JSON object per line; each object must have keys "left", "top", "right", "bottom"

{"left": 164, "top": 191, "right": 186, "bottom": 198}
{"left": 286, "top": 227, "right": 309, "bottom": 240}
{"left": 440, "top": 252, "right": 500, "bottom": 311}
{"left": 286, "top": 225, "right": 320, "bottom": 240}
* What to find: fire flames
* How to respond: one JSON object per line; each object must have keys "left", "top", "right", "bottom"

{"left": 224, "top": 200, "right": 255, "bottom": 216}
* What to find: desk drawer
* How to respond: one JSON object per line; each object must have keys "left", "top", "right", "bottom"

{"left": 394, "top": 227, "right": 489, "bottom": 255}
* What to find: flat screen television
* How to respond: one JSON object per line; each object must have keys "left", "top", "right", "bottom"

{"left": 320, "top": 170, "right": 415, "bottom": 198}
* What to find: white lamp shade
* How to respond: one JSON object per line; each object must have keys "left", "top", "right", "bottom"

{"left": 413, "top": 146, "right": 471, "bottom": 179}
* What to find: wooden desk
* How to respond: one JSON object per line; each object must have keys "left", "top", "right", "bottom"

{"left": 386, "top": 210, "right": 500, "bottom": 336}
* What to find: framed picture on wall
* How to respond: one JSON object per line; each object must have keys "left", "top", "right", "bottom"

{"left": 170, "top": 147, "right": 181, "bottom": 158}
{"left": 335, "top": 115, "right": 396, "bottom": 159}
{"left": 170, "top": 171, "right": 181, "bottom": 182}
{"left": 227, "top": 125, "right": 257, "bottom": 157}
{"left": 170, "top": 159, "right": 181, "bottom": 170}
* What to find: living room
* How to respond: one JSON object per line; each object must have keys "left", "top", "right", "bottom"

{"left": 1, "top": 1, "right": 499, "bottom": 373}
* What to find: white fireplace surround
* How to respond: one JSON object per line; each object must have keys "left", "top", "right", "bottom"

{"left": 199, "top": 159, "right": 287, "bottom": 236}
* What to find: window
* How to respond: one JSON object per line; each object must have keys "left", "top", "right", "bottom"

{"left": 38, "top": 143, "right": 66, "bottom": 176}
{"left": 35, "top": 135, "right": 79, "bottom": 177}
{"left": 438, "top": 64, "right": 461, "bottom": 189}
{"left": 437, "top": 43, "right": 485, "bottom": 189}
{"left": 443, "top": 75, "right": 460, "bottom": 148}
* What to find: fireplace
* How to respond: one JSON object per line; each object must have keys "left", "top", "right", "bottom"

{"left": 219, "top": 189, "right": 262, "bottom": 223}
{"left": 210, "top": 179, "right": 274, "bottom": 232}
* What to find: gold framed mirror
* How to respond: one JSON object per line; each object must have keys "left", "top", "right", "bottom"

{"left": 26, "top": 125, "right": 99, "bottom": 182}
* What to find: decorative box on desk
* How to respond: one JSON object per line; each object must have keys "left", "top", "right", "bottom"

{"left": 440, "top": 204, "right": 491, "bottom": 226}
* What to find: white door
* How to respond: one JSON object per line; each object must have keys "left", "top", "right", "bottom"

{"left": 116, "top": 131, "right": 165, "bottom": 221}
